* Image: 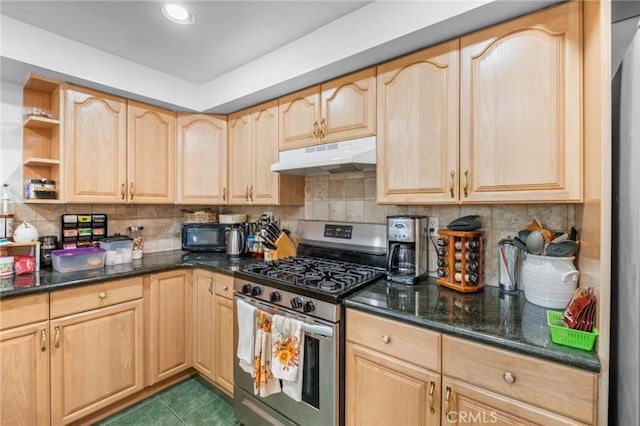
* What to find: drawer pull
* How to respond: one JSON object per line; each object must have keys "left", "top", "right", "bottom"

{"left": 40, "top": 328, "right": 47, "bottom": 352}
{"left": 208, "top": 277, "right": 214, "bottom": 295}
{"left": 54, "top": 326, "right": 60, "bottom": 349}
{"left": 449, "top": 170, "right": 455, "bottom": 198}
{"left": 503, "top": 371, "right": 516, "bottom": 384}
{"left": 381, "top": 335, "right": 390, "bottom": 344}
{"left": 223, "top": 285, "right": 229, "bottom": 291}
{"left": 99, "top": 291, "right": 107, "bottom": 299}
{"left": 444, "top": 385, "right": 452, "bottom": 417}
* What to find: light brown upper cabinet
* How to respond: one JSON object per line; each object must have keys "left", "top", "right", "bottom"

{"left": 377, "top": 1, "right": 582, "bottom": 204}
{"left": 377, "top": 40, "right": 460, "bottom": 204}
{"left": 64, "top": 85, "right": 127, "bottom": 203}
{"left": 65, "top": 88, "right": 176, "bottom": 203}
{"left": 278, "top": 68, "right": 376, "bottom": 151}
{"left": 176, "top": 114, "right": 228, "bottom": 204}
{"left": 229, "top": 100, "right": 304, "bottom": 205}
{"left": 127, "top": 101, "right": 176, "bottom": 203}
{"left": 459, "top": 1, "right": 582, "bottom": 203}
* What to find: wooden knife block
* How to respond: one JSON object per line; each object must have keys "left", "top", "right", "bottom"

{"left": 436, "top": 229, "right": 484, "bottom": 293}
{"left": 266, "top": 233, "right": 297, "bottom": 260}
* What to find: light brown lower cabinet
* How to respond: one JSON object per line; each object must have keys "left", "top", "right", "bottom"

{"left": 0, "top": 293, "right": 50, "bottom": 426}
{"left": 147, "top": 270, "right": 192, "bottom": 385}
{"left": 192, "top": 269, "right": 234, "bottom": 396}
{"left": 345, "top": 308, "right": 441, "bottom": 426}
{"left": 442, "top": 376, "right": 588, "bottom": 425}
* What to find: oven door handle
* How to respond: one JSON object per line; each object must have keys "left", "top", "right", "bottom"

{"left": 302, "top": 323, "right": 333, "bottom": 338}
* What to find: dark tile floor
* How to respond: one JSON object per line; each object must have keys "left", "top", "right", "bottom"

{"left": 96, "top": 376, "right": 239, "bottom": 425}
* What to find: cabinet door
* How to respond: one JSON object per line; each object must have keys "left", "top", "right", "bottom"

{"left": 214, "top": 293, "right": 235, "bottom": 396}
{"left": 192, "top": 269, "right": 216, "bottom": 381}
{"left": 176, "top": 114, "right": 228, "bottom": 204}
{"left": 251, "top": 100, "right": 280, "bottom": 205}
{"left": 345, "top": 342, "right": 440, "bottom": 426}
{"left": 50, "top": 300, "right": 143, "bottom": 425}
{"left": 377, "top": 40, "right": 459, "bottom": 204}
{"left": 0, "top": 321, "right": 50, "bottom": 426}
{"left": 127, "top": 101, "right": 176, "bottom": 203}
{"left": 442, "top": 377, "right": 588, "bottom": 425}
{"left": 148, "top": 270, "right": 192, "bottom": 384}
{"left": 228, "top": 110, "right": 253, "bottom": 204}
{"left": 65, "top": 85, "right": 127, "bottom": 203}
{"left": 460, "top": 1, "right": 582, "bottom": 203}
{"left": 278, "top": 86, "right": 321, "bottom": 150}
{"left": 321, "top": 67, "right": 376, "bottom": 143}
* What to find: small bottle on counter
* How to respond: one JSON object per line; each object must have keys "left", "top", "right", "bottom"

{"left": 454, "top": 272, "right": 479, "bottom": 284}
{"left": 437, "top": 248, "right": 448, "bottom": 257}
{"left": 455, "top": 239, "right": 480, "bottom": 250}
{"left": 1, "top": 183, "right": 15, "bottom": 239}
{"left": 437, "top": 268, "right": 448, "bottom": 278}
{"left": 128, "top": 226, "right": 144, "bottom": 259}
{"left": 436, "top": 237, "right": 448, "bottom": 247}
{"left": 437, "top": 258, "right": 448, "bottom": 268}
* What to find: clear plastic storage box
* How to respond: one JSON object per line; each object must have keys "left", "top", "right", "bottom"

{"left": 51, "top": 247, "right": 106, "bottom": 273}
{"left": 99, "top": 236, "right": 133, "bottom": 251}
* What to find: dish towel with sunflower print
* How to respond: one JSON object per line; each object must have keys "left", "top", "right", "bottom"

{"left": 271, "top": 315, "right": 304, "bottom": 401}
{"left": 253, "top": 311, "right": 281, "bottom": 397}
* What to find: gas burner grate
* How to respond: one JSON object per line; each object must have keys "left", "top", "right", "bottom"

{"left": 241, "top": 256, "right": 383, "bottom": 294}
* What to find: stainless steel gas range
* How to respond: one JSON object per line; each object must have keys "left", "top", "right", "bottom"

{"left": 233, "top": 220, "right": 386, "bottom": 426}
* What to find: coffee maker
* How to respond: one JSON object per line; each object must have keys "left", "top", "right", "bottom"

{"left": 386, "top": 215, "right": 428, "bottom": 284}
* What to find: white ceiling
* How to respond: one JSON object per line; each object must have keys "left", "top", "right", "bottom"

{"left": 0, "top": 0, "right": 565, "bottom": 113}
{"left": 0, "top": 1, "right": 370, "bottom": 85}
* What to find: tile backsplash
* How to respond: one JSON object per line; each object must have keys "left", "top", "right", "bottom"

{"left": 14, "top": 171, "right": 575, "bottom": 288}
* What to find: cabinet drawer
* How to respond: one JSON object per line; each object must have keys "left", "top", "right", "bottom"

{"left": 442, "top": 335, "right": 597, "bottom": 424}
{"left": 346, "top": 308, "right": 440, "bottom": 372}
{"left": 0, "top": 293, "right": 49, "bottom": 330}
{"left": 214, "top": 273, "right": 234, "bottom": 299}
{"left": 50, "top": 277, "right": 143, "bottom": 318}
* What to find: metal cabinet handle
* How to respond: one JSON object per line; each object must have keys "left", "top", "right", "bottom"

{"left": 449, "top": 171, "right": 456, "bottom": 198}
{"left": 245, "top": 185, "right": 249, "bottom": 201}
{"left": 40, "top": 328, "right": 47, "bottom": 352}
{"left": 428, "top": 380, "right": 436, "bottom": 414}
{"left": 223, "top": 187, "right": 226, "bottom": 201}
{"left": 121, "top": 183, "right": 126, "bottom": 200}
{"left": 444, "top": 385, "right": 452, "bottom": 417}
{"left": 130, "top": 182, "right": 135, "bottom": 200}
{"left": 99, "top": 291, "right": 107, "bottom": 299}
{"left": 208, "top": 277, "right": 214, "bottom": 295}
{"left": 319, "top": 118, "right": 326, "bottom": 139}
{"left": 381, "top": 335, "right": 390, "bottom": 344}
{"left": 54, "top": 326, "right": 60, "bottom": 349}
{"left": 503, "top": 371, "right": 516, "bottom": 384}
{"left": 313, "top": 121, "right": 319, "bottom": 138}
{"left": 463, "top": 170, "right": 469, "bottom": 198}
{"left": 223, "top": 285, "right": 229, "bottom": 291}
{"left": 249, "top": 185, "right": 254, "bottom": 202}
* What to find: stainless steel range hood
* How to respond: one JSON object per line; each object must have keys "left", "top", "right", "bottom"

{"left": 270, "top": 137, "right": 376, "bottom": 176}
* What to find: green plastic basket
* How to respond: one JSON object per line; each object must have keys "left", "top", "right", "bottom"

{"left": 546, "top": 310, "right": 598, "bottom": 351}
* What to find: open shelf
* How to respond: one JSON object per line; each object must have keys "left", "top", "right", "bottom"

{"left": 24, "top": 116, "right": 60, "bottom": 129}
{"left": 23, "top": 157, "right": 61, "bottom": 167}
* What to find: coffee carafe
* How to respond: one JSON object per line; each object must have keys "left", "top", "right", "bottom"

{"left": 386, "top": 216, "right": 428, "bottom": 284}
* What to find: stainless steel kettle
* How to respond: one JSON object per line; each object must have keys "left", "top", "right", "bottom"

{"left": 227, "top": 227, "right": 246, "bottom": 257}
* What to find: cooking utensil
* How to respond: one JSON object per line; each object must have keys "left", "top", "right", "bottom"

{"left": 525, "top": 219, "right": 543, "bottom": 232}
{"left": 267, "top": 222, "right": 281, "bottom": 238}
{"left": 525, "top": 231, "right": 544, "bottom": 255}
{"left": 513, "top": 236, "right": 529, "bottom": 252}
{"left": 545, "top": 240, "right": 578, "bottom": 257}
{"left": 517, "top": 230, "right": 531, "bottom": 242}
{"left": 261, "top": 229, "right": 278, "bottom": 247}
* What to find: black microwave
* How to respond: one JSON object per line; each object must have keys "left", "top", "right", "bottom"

{"left": 182, "top": 223, "right": 228, "bottom": 252}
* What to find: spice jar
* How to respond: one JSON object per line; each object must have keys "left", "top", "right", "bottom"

{"left": 128, "top": 226, "right": 144, "bottom": 259}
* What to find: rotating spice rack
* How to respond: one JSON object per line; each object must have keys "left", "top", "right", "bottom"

{"left": 436, "top": 229, "right": 484, "bottom": 293}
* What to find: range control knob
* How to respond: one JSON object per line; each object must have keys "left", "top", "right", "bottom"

{"left": 270, "top": 291, "right": 281, "bottom": 303}
{"left": 242, "top": 284, "right": 252, "bottom": 295}
{"left": 251, "top": 286, "right": 263, "bottom": 297}
{"left": 291, "top": 297, "right": 303, "bottom": 309}
{"left": 303, "top": 301, "right": 315, "bottom": 313}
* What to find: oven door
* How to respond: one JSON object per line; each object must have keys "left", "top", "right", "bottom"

{"left": 234, "top": 294, "right": 338, "bottom": 426}
{"left": 181, "top": 223, "right": 227, "bottom": 252}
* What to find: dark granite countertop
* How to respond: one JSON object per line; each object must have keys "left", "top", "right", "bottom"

{"left": 1, "top": 253, "right": 600, "bottom": 373}
{"left": 343, "top": 278, "right": 601, "bottom": 373}
{"left": 0, "top": 250, "right": 258, "bottom": 298}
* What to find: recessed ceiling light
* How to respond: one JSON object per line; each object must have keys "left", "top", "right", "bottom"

{"left": 162, "top": 4, "right": 195, "bottom": 25}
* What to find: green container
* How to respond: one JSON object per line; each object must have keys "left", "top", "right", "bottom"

{"left": 546, "top": 310, "right": 598, "bottom": 351}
